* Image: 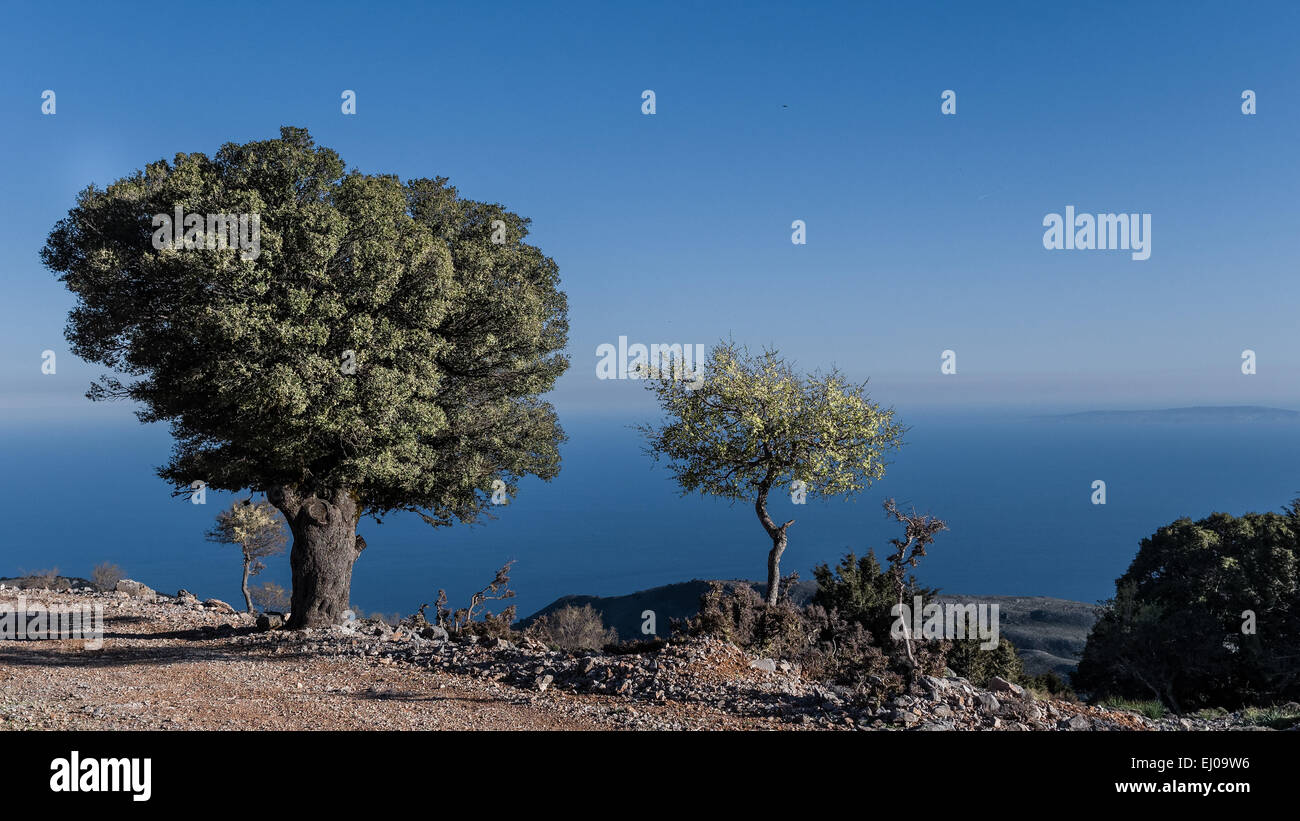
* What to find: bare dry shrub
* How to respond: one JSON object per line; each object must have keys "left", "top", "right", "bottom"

{"left": 91, "top": 562, "right": 124, "bottom": 592}
{"left": 250, "top": 581, "right": 290, "bottom": 612}
{"left": 527, "top": 604, "right": 618, "bottom": 651}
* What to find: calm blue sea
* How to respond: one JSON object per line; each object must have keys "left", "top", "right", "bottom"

{"left": 2, "top": 411, "right": 1298, "bottom": 618}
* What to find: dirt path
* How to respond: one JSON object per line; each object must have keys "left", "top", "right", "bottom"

{"left": 0, "top": 590, "right": 605, "bottom": 731}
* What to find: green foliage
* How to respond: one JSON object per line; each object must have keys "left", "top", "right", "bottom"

{"left": 945, "top": 637, "right": 1024, "bottom": 687}
{"left": 1239, "top": 704, "right": 1300, "bottom": 730}
{"left": 812, "top": 549, "right": 935, "bottom": 647}
{"left": 42, "top": 127, "right": 568, "bottom": 527}
{"left": 639, "top": 342, "right": 905, "bottom": 604}
{"left": 692, "top": 535, "right": 1043, "bottom": 698}
{"left": 1076, "top": 503, "right": 1300, "bottom": 711}
{"left": 207, "top": 499, "right": 287, "bottom": 569}
{"left": 639, "top": 341, "right": 904, "bottom": 503}
{"left": 810, "top": 547, "right": 950, "bottom": 684}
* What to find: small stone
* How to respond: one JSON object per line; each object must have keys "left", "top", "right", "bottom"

{"left": 920, "top": 675, "right": 948, "bottom": 700}
{"left": 1060, "top": 714, "right": 1092, "bottom": 731}
{"left": 535, "top": 673, "right": 554, "bottom": 692}
{"left": 917, "top": 721, "right": 953, "bottom": 731}
{"left": 975, "top": 693, "right": 1000, "bottom": 713}
{"left": 988, "top": 676, "right": 1026, "bottom": 698}
{"left": 419, "top": 625, "right": 449, "bottom": 642}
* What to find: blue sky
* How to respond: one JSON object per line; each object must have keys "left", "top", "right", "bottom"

{"left": 3, "top": 0, "right": 1299, "bottom": 421}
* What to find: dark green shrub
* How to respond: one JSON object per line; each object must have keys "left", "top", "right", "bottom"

{"left": 1076, "top": 503, "right": 1300, "bottom": 712}
{"left": 945, "top": 637, "right": 1024, "bottom": 687}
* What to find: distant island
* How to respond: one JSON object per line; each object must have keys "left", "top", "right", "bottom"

{"left": 1041, "top": 405, "right": 1300, "bottom": 424}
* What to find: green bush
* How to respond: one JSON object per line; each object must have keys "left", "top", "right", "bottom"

{"left": 1240, "top": 704, "right": 1300, "bottom": 730}
{"left": 1076, "top": 502, "right": 1300, "bottom": 712}
{"left": 945, "top": 637, "right": 1024, "bottom": 688}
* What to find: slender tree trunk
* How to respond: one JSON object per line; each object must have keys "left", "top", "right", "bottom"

{"left": 766, "top": 532, "right": 789, "bottom": 606}
{"left": 240, "top": 555, "right": 254, "bottom": 613}
{"left": 268, "top": 485, "right": 365, "bottom": 629}
{"left": 755, "top": 480, "right": 795, "bottom": 607}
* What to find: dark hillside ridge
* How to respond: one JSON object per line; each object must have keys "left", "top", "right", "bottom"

{"left": 523, "top": 581, "right": 1096, "bottom": 676}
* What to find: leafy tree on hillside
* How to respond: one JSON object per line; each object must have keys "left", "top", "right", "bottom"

{"left": 639, "top": 342, "right": 905, "bottom": 606}
{"left": 207, "top": 499, "right": 288, "bottom": 613}
{"left": 1075, "top": 503, "right": 1300, "bottom": 711}
{"left": 43, "top": 127, "right": 569, "bottom": 627}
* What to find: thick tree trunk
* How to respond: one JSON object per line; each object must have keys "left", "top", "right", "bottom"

{"left": 755, "top": 481, "right": 794, "bottom": 607}
{"left": 268, "top": 485, "right": 365, "bottom": 629}
{"left": 240, "top": 556, "right": 253, "bottom": 613}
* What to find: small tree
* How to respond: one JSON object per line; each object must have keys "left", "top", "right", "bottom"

{"left": 880, "top": 498, "right": 948, "bottom": 669}
{"left": 639, "top": 342, "right": 905, "bottom": 606}
{"left": 422, "top": 561, "right": 518, "bottom": 637}
{"left": 207, "top": 499, "right": 288, "bottom": 613}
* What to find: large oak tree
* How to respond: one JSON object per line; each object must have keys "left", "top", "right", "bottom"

{"left": 43, "top": 127, "right": 569, "bottom": 627}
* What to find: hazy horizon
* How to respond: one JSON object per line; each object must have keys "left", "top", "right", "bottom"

{"left": 3, "top": 0, "right": 1299, "bottom": 617}
{"left": 4, "top": 1, "right": 1300, "bottom": 418}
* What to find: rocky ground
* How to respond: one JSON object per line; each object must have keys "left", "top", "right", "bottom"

{"left": 0, "top": 582, "right": 1289, "bottom": 731}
